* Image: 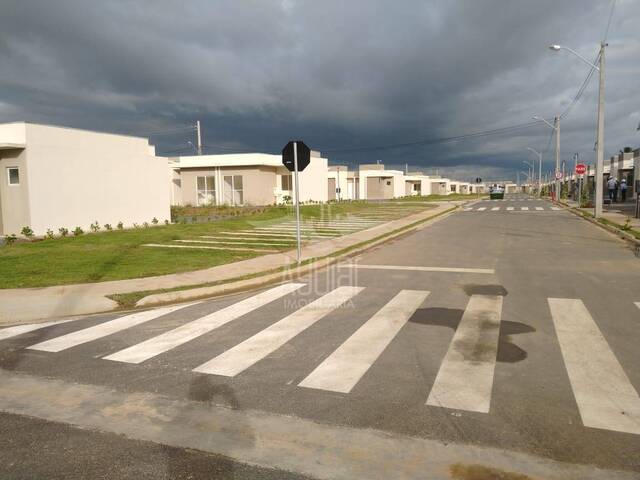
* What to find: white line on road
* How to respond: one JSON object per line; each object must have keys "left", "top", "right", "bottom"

{"left": 193, "top": 286, "right": 364, "bottom": 377}
{"left": 491, "top": 207, "right": 500, "bottom": 211}
{"left": 521, "top": 207, "right": 529, "bottom": 211}
{"left": 548, "top": 298, "right": 640, "bottom": 435}
{"left": 341, "top": 264, "right": 494, "bottom": 274}
{"left": 104, "top": 283, "right": 305, "bottom": 364}
{"left": 506, "top": 207, "right": 514, "bottom": 211}
{"left": 28, "top": 303, "right": 198, "bottom": 353}
{"left": 0, "top": 318, "right": 78, "bottom": 342}
{"left": 299, "top": 290, "right": 429, "bottom": 393}
{"left": 477, "top": 207, "right": 486, "bottom": 211}
{"left": 636, "top": 302, "right": 640, "bottom": 310}
{"left": 551, "top": 207, "right": 561, "bottom": 211}
{"left": 426, "top": 294, "right": 503, "bottom": 413}
{"left": 535, "top": 207, "right": 544, "bottom": 211}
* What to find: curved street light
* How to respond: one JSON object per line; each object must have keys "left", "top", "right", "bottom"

{"left": 549, "top": 43, "right": 606, "bottom": 218}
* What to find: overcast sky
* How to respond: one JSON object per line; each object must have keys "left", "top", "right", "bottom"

{"left": 1, "top": 0, "right": 639, "bottom": 181}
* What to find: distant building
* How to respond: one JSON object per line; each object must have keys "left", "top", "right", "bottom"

{"left": 0, "top": 122, "right": 170, "bottom": 236}
{"left": 169, "top": 151, "right": 329, "bottom": 206}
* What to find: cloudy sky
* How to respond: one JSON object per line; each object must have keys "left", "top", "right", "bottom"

{"left": 1, "top": 0, "right": 638, "bottom": 181}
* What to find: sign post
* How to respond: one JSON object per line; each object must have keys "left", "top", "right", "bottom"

{"left": 282, "top": 141, "right": 311, "bottom": 264}
{"left": 475, "top": 177, "right": 482, "bottom": 200}
{"left": 575, "top": 164, "right": 587, "bottom": 207}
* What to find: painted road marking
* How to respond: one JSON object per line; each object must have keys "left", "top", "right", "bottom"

{"left": 462, "top": 208, "right": 473, "bottom": 211}
{"left": 193, "top": 286, "right": 364, "bottom": 377}
{"left": 341, "top": 264, "right": 494, "bottom": 274}
{"left": 28, "top": 303, "right": 197, "bottom": 353}
{"left": 521, "top": 207, "right": 529, "bottom": 211}
{"left": 491, "top": 207, "right": 500, "bottom": 211}
{"left": 253, "top": 228, "right": 337, "bottom": 237}
{"left": 0, "top": 318, "right": 78, "bottom": 342}
{"left": 426, "top": 294, "right": 503, "bottom": 413}
{"left": 104, "top": 284, "right": 305, "bottom": 364}
{"left": 477, "top": 207, "right": 486, "bottom": 211}
{"left": 299, "top": 290, "right": 429, "bottom": 393}
{"left": 507, "top": 207, "right": 515, "bottom": 211}
{"left": 143, "top": 244, "right": 277, "bottom": 253}
{"left": 636, "top": 302, "right": 640, "bottom": 310}
{"left": 551, "top": 207, "right": 561, "bottom": 211}
{"left": 535, "top": 207, "right": 544, "bottom": 211}
{"left": 548, "top": 298, "right": 640, "bottom": 434}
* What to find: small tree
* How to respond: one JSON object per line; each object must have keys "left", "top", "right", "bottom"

{"left": 151, "top": 217, "right": 159, "bottom": 225}
{"left": 45, "top": 229, "right": 55, "bottom": 240}
{"left": 117, "top": 221, "right": 124, "bottom": 230}
{"left": 21, "top": 226, "right": 34, "bottom": 238}
{"left": 73, "top": 226, "right": 84, "bottom": 236}
{"left": 164, "top": 219, "right": 170, "bottom": 225}
{"left": 104, "top": 223, "right": 113, "bottom": 231}
{"left": 90, "top": 221, "right": 101, "bottom": 232}
{"left": 4, "top": 234, "right": 17, "bottom": 246}
{"left": 58, "top": 227, "right": 69, "bottom": 237}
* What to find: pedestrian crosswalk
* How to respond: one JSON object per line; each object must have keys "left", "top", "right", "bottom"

{"left": 3, "top": 286, "right": 639, "bottom": 435}
{"left": 462, "top": 205, "right": 561, "bottom": 212}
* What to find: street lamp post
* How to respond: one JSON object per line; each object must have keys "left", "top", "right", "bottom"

{"left": 549, "top": 43, "right": 605, "bottom": 218}
{"left": 526, "top": 147, "right": 543, "bottom": 197}
{"left": 523, "top": 160, "right": 534, "bottom": 194}
{"left": 533, "top": 116, "right": 560, "bottom": 201}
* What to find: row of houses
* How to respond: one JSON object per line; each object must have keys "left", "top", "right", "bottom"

{"left": 559, "top": 149, "right": 640, "bottom": 197}
{"left": 0, "top": 122, "right": 483, "bottom": 236}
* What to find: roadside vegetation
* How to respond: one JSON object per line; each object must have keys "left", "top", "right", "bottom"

{"left": 0, "top": 202, "right": 431, "bottom": 289}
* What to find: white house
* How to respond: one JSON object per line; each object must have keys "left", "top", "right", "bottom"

{"left": 0, "top": 122, "right": 170, "bottom": 236}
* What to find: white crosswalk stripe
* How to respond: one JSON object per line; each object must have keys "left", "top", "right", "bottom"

{"left": 477, "top": 207, "right": 486, "bottom": 211}
{"left": 548, "top": 298, "right": 640, "bottom": 435}
{"left": 551, "top": 207, "right": 561, "bottom": 211}
{"left": 193, "top": 286, "right": 364, "bottom": 377}
{"left": 299, "top": 290, "right": 429, "bottom": 393}
{"left": 535, "top": 207, "right": 544, "bottom": 211}
{"left": 0, "top": 318, "right": 77, "bottom": 342}
{"left": 507, "top": 207, "right": 514, "bottom": 211}
{"left": 521, "top": 207, "right": 529, "bottom": 211}
{"left": 104, "top": 283, "right": 305, "bottom": 364}
{"left": 28, "top": 303, "right": 198, "bottom": 353}
{"left": 491, "top": 207, "right": 500, "bottom": 211}
{"left": 426, "top": 294, "right": 503, "bottom": 413}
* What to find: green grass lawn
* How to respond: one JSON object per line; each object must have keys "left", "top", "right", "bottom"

{"left": 1, "top": 202, "right": 429, "bottom": 289}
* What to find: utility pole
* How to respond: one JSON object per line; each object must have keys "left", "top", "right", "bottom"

{"left": 196, "top": 120, "right": 203, "bottom": 156}
{"left": 555, "top": 116, "right": 560, "bottom": 201}
{"left": 594, "top": 43, "right": 606, "bottom": 218}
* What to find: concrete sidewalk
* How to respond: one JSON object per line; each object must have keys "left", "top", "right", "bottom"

{"left": 0, "top": 202, "right": 461, "bottom": 325}
{"left": 564, "top": 199, "right": 640, "bottom": 229}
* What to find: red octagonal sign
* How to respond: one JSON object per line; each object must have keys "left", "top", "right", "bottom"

{"left": 575, "top": 163, "right": 587, "bottom": 175}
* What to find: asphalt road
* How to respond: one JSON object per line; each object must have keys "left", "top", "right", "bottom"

{"left": 1, "top": 195, "right": 639, "bottom": 479}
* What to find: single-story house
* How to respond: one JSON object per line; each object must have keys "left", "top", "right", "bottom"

{"left": 170, "top": 151, "right": 329, "bottom": 206}
{"left": 0, "top": 122, "right": 170, "bottom": 236}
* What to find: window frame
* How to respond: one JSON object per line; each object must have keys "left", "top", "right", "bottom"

{"left": 7, "top": 167, "right": 19, "bottom": 186}
{"left": 196, "top": 175, "right": 216, "bottom": 206}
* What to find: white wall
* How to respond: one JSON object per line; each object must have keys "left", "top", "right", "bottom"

{"left": 295, "top": 156, "right": 328, "bottom": 202}
{"left": 23, "top": 123, "right": 170, "bottom": 234}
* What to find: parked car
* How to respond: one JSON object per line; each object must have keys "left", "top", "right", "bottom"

{"left": 489, "top": 184, "right": 505, "bottom": 200}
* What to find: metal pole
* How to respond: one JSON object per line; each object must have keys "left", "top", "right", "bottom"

{"left": 293, "top": 142, "right": 302, "bottom": 264}
{"left": 196, "top": 120, "right": 202, "bottom": 156}
{"left": 594, "top": 43, "right": 605, "bottom": 218}
{"left": 555, "top": 116, "right": 560, "bottom": 201}
{"left": 538, "top": 153, "right": 542, "bottom": 198}
{"left": 336, "top": 166, "right": 340, "bottom": 201}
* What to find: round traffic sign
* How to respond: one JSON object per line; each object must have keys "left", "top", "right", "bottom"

{"left": 575, "top": 163, "right": 587, "bottom": 175}
{"left": 555, "top": 171, "right": 563, "bottom": 180}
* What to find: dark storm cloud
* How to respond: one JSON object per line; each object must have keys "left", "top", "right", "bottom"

{"left": 0, "top": 0, "right": 638, "bottom": 181}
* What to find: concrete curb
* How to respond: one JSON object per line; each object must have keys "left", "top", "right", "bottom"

{"left": 136, "top": 205, "right": 459, "bottom": 307}
{"left": 556, "top": 201, "right": 640, "bottom": 256}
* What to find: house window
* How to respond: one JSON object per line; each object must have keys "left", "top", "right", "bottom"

{"left": 196, "top": 176, "right": 216, "bottom": 205}
{"left": 223, "top": 175, "right": 243, "bottom": 205}
{"left": 7, "top": 167, "right": 19, "bottom": 186}
{"left": 281, "top": 174, "right": 292, "bottom": 191}
{"left": 450, "top": 185, "right": 456, "bottom": 192}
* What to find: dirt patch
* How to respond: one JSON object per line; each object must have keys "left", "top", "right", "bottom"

{"left": 450, "top": 463, "right": 534, "bottom": 480}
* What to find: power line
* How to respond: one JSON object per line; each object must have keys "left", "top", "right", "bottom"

{"left": 320, "top": 121, "right": 541, "bottom": 154}
{"left": 138, "top": 125, "right": 197, "bottom": 137}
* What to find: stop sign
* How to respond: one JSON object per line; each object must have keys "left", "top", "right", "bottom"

{"left": 575, "top": 163, "right": 587, "bottom": 175}
{"left": 282, "top": 141, "right": 311, "bottom": 172}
